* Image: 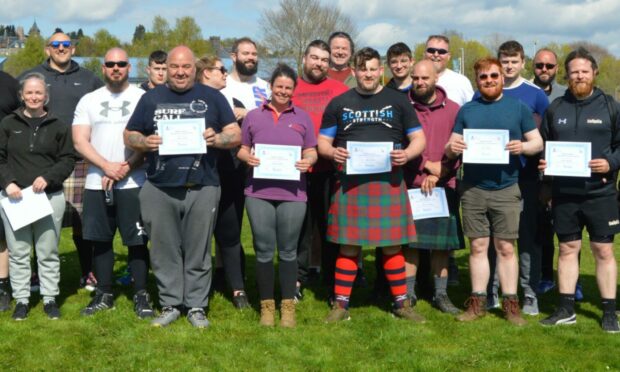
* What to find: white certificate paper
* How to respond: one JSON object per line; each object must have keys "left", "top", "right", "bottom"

{"left": 346, "top": 141, "right": 392, "bottom": 175}
{"left": 1, "top": 187, "right": 53, "bottom": 231}
{"left": 545, "top": 141, "right": 591, "bottom": 177}
{"left": 408, "top": 188, "right": 450, "bottom": 220}
{"left": 253, "top": 144, "right": 301, "bottom": 181}
{"left": 158, "top": 118, "right": 207, "bottom": 156}
{"left": 463, "top": 129, "right": 509, "bottom": 164}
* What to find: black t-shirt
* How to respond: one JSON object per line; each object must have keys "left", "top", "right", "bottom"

{"left": 320, "top": 87, "right": 421, "bottom": 147}
{"left": 125, "top": 84, "right": 236, "bottom": 187}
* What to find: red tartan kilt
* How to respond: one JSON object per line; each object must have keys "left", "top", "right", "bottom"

{"left": 326, "top": 168, "right": 416, "bottom": 246}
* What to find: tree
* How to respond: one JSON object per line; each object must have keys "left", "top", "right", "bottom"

{"left": 259, "top": 0, "right": 357, "bottom": 70}
{"left": 82, "top": 57, "right": 104, "bottom": 81}
{"left": 132, "top": 24, "right": 146, "bottom": 43}
{"left": 3, "top": 33, "right": 46, "bottom": 77}
{"left": 169, "top": 17, "right": 212, "bottom": 56}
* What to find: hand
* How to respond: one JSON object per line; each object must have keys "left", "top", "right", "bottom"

{"left": 5, "top": 183, "right": 22, "bottom": 200}
{"left": 145, "top": 134, "right": 162, "bottom": 152}
{"left": 295, "top": 158, "right": 312, "bottom": 173}
{"left": 390, "top": 149, "right": 408, "bottom": 166}
{"left": 233, "top": 108, "right": 247, "bottom": 121}
{"left": 421, "top": 175, "right": 438, "bottom": 194}
{"left": 203, "top": 128, "right": 216, "bottom": 147}
{"left": 589, "top": 158, "right": 610, "bottom": 174}
{"left": 332, "top": 147, "right": 349, "bottom": 164}
{"left": 506, "top": 140, "right": 524, "bottom": 155}
{"left": 102, "top": 176, "right": 115, "bottom": 191}
{"left": 538, "top": 158, "right": 547, "bottom": 171}
{"left": 32, "top": 177, "right": 48, "bottom": 193}
{"left": 246, "top": 149, "right": 260, "bottom": 167}
{"left": 103, "top": 161, "right": 129, "bottom": 181}
{"left": 448, "top": 138, "right": 467, "bottom": 155}
{"left": 424, "top": 160, "right": 441, "bottom": 177}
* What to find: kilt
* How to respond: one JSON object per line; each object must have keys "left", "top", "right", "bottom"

{"left": 326, "top": 169, "right": 416, "bottom": 247}
{"left": 62, "top": 160, "right": 87, "bottom": 227}
{"left": 408, "top": 187, "right": 463, "bottom": 251}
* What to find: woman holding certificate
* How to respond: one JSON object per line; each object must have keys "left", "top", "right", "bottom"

{"left": 237, "top": 64, "right": 317, "bottom": 327}
{"left": 0, "top": 72, "right": 75, "bottom": 320}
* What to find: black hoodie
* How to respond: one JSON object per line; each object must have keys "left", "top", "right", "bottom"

{"left": 541, "top": 87, "right": 620, "bottom": 197}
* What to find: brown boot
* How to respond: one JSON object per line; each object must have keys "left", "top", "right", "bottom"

{"left": 260, "top": 299, "right": 276, "bottom": 327}
{"left": 502, "top": 295, "right": 527, "bottom": 326}
{"left": 456, "top": 294, "right": 487, "bottom": 322}
{"left": 280, "top": 299, "right": 296, "bottom": 328}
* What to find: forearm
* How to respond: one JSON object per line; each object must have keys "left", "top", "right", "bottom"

{"left": 126, "top": 151, "right": 145, "bottom": 170}
{"left": 302, "top": 148, "right": 318, "bottom": 165}
{"left": 124, "top": 130, "right": 150, "bottom": 152}
{"left": 318, "top": 138, "right": 336, "bottom": 160}
{"left": 74, "top": 139, "right": 109, "bottom": 170}
{"left": 521, "top": 137, "right": 543, "bottom": 156}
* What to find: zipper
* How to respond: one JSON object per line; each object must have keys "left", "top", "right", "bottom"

{"left": 29, "top": 124, "right": 41, "bottom": 152}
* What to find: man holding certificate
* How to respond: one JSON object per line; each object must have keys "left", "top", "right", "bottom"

{"left": 445, "top": 57, "right": 543, "bottom": 325}
{"left": 124, "top": 46, "right": 240, "bottom": 329}
{"left": 539, "top": 48, "right": 620, "bottom": 333}
{"left": 318, "top": 47, "right": 426, "bottom": 322}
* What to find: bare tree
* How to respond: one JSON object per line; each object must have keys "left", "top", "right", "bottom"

{"left": 259, "top": 0, "right": 357, "bottom": 70}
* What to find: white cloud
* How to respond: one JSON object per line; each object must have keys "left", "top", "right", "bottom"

{"left": 357, "top": 23, "right": 411, "bottom": 50}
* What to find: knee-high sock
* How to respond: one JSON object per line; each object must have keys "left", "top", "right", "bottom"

{"left": 92, "top": 241, "right": 114, "bottom": 293}
{"left": 383, "top": 251, "right": 407, "bottom": 308}
{"left": 334, "top": 254, "right": 357, "bottom": 309}
{"left": 128, "top": 245, "right": 149, "bottom": 293}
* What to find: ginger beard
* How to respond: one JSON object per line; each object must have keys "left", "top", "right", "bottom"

{"left": 569, "top": 78, "right": 594, "bottom": 99}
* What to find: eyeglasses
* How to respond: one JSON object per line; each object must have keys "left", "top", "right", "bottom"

{"left": 210, "top": 66, "right": 228, "bottom": 74}
{"left": 478, "top": 72, "right": 501, "bottom": 81}
{"left": 426, "top": 47, "right": 449, "bottom": 55}
{"left": 534, "top": 63, "right": 556, "bottom": 70}
{"left": 48, "top": 40, "right": 71, "bottom": 49}
{"left": 104, "top": 61, "right": 129, "bottom": 68}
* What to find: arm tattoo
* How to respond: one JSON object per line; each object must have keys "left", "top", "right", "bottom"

{"left": 217, "top": 132, "right": 234, "bottom": 147}
{"left": 127, "top": 133, "right": 146, "bottom": 149}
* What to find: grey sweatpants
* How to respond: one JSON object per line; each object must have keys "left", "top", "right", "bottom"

{"left": 139, "top": 181, "right": 220, "bottom": 308}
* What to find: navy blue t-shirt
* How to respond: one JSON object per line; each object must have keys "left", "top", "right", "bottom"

{"left": 126, "top": 84, "right": 236, "bottom": 187}
{"left": 453, "top": 95, "right": 536, "bottom": 190}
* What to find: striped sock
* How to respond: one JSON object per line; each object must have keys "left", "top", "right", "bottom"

{"left": 383, "top": 250, "right": 407, "bottom": 308}
{"left": 334, "top": 254, "right": 358, "bottom": 309}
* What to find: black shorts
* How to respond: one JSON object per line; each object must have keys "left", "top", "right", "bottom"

{"left": 552, "top": 194, "right": 620, "bottom": 241}
{"left": 82, "top": 188, "right": 147, "bottom": 246}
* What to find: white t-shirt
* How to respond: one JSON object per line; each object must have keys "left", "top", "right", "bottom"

{"left": 221, "top": 75, "right": 271, "bottom": 111}
{"left": 73, "top": 85, "right": 146, "bottom": 190}
{"left": 437, "top": 68, "right": 474, "bottom": 107}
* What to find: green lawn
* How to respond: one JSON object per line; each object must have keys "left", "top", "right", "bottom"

{"left": 1, "top": 220, "right": 620, "bottom": 371}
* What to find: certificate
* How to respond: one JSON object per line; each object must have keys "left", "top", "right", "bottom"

{"left": 408, "top": 188, "right": 450, "bottom": 220}
{"left": 346, "top": 141, "right": 392, "bottom": 175}
{"left": 253, "top": 144, "right": 301, "bottom": 181}
{"left": 544, "top": 141, "right": 591, "bottom": 177}
{"left": 158, "top": 118, "right": 207, "bottom": 156}
{"left": 463, "top": 129, "right": 509, "bottom": 164}
{"left": 1, "top": 187, "right": 53, "bottom": 231}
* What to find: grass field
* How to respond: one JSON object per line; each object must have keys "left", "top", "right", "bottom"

{"left": 1, "top": 218, "right": 620, "bottom": 371}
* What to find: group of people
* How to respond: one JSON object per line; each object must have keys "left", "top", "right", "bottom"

{"left": 0, "top": 28, "right": 618, "bottom": 333}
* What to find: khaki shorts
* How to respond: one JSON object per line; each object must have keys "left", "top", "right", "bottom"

{"left": 459, "top": 183, "right": 521, "bottom": 240}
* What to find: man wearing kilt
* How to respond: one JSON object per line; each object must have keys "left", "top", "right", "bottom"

{"left": 403, "top": 60, "right": 464, "bottom": 315}
{"left": 318, "top": 47, "right": 426, "bottom": 322}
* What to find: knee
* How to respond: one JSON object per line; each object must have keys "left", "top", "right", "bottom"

{"left": 592, "top": 246, "right": 615, "bottom": 262}
{"left": 255, "top": 249, "right": 275, "bottom": 263}
{"left": 278, "top": 247, "right": 296, "bottom": 262}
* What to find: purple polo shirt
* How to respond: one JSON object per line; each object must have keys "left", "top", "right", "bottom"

{"left": 241, "top": 103, "right": 317, "bottom": 202}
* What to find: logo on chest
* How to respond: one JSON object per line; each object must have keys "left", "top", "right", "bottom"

{"left": 587, "top": 118, "right": 603, "bottom": 125}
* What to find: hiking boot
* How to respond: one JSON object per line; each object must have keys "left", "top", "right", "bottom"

{"left": 12, "top": 302, "right": 28, "bottom": 321}
{"left": 540, "top": 307, "right": 577, "bottom": 326}
{"left": 260, "top": 299, "right": 276, "bottom": 327}
{"left": 433, "top": 293, "right": 460, "bottom": 314}
{"left": 280, "top": 299, "right": 296, "bottom": 328}
{"left": 456, "top": 294, "right": 487, "bottom": 322}
{"left": 232, "top": 291, "right": 250, "bottom": 309}
{"left": 133, "top": 290, "right": 155, "bottom": 319}
{"left": 392, "top": 301, "right": 426, "bottom": 323}
{"left": 187, "top": 308, "right": 209, "bottom": 329}
{"left": 601, "top": 312, "right": 620, "bottom": 333}
{"left": 502, "top": 296, "right": 527, "bottom": 326}
{"left": 325, "top": 302, "right": 350, "bottom": 323}
{"left": 81, "top": 291, "right": 114, "bottom": 316}
{"left": 44, "top": 301, "right": 60, "bottom": 320}
{"left": 0, "top": 289, "right": 10, "bottom": 312}
{"left": 151, "top": 306, "right": 181, "bottom": 327}
{"left": 522, "top": 295, "right": 539, "bottom": 316}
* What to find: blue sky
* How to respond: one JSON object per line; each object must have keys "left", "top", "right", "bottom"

{"left": 2, "top": 0, "right": 620, "bottom": 57}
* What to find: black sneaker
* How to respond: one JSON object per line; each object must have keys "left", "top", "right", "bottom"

{"left": 232, "top": 291, "right": 250, "bottom": 309}
{"left": 133, "top": 290, "right": 154, "bottom": 319}
{"left": 81, "top": 291, "right": 114, "bottom": 316}
{"left": 602, "top": 312, "right": 620, "bottom": 333}
{"left": 44, "top": 301, "right": 60, "bottom": 320}
{"left": 0, "top": 289, "right": 10, "bottom": 312}
{"left": 12, "top": 302, "right": 28, "bottom": 321}
{"left": 540, "top": 307, "right": 576, "bottom": 326}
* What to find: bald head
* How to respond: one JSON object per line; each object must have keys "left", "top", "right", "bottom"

{"left": 167, "top": 45, "right": 196, "bottom": 92}
{"left": 104, "top": 47, "right": 128, "bottom": 62}
{"left": 411, "top": 60, "right": 438, "bottom": 103}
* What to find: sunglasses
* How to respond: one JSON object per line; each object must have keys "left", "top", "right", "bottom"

{"left": 210, "top": 66, "right": 228, "bottom": 74}
{"left": 426, "top": 47, "right": 449, "bottom": 55}
{"left": 48, "top": 40, "right": 71, "bottom": 49}
{"left": 534, "top": 63, "right": 556, "bottom": 70}
{"left": 478, "top": 72, "right": 501, "bottom": 81}
{"left": 104, "top": 61, "right": 129, "bottom": 68}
